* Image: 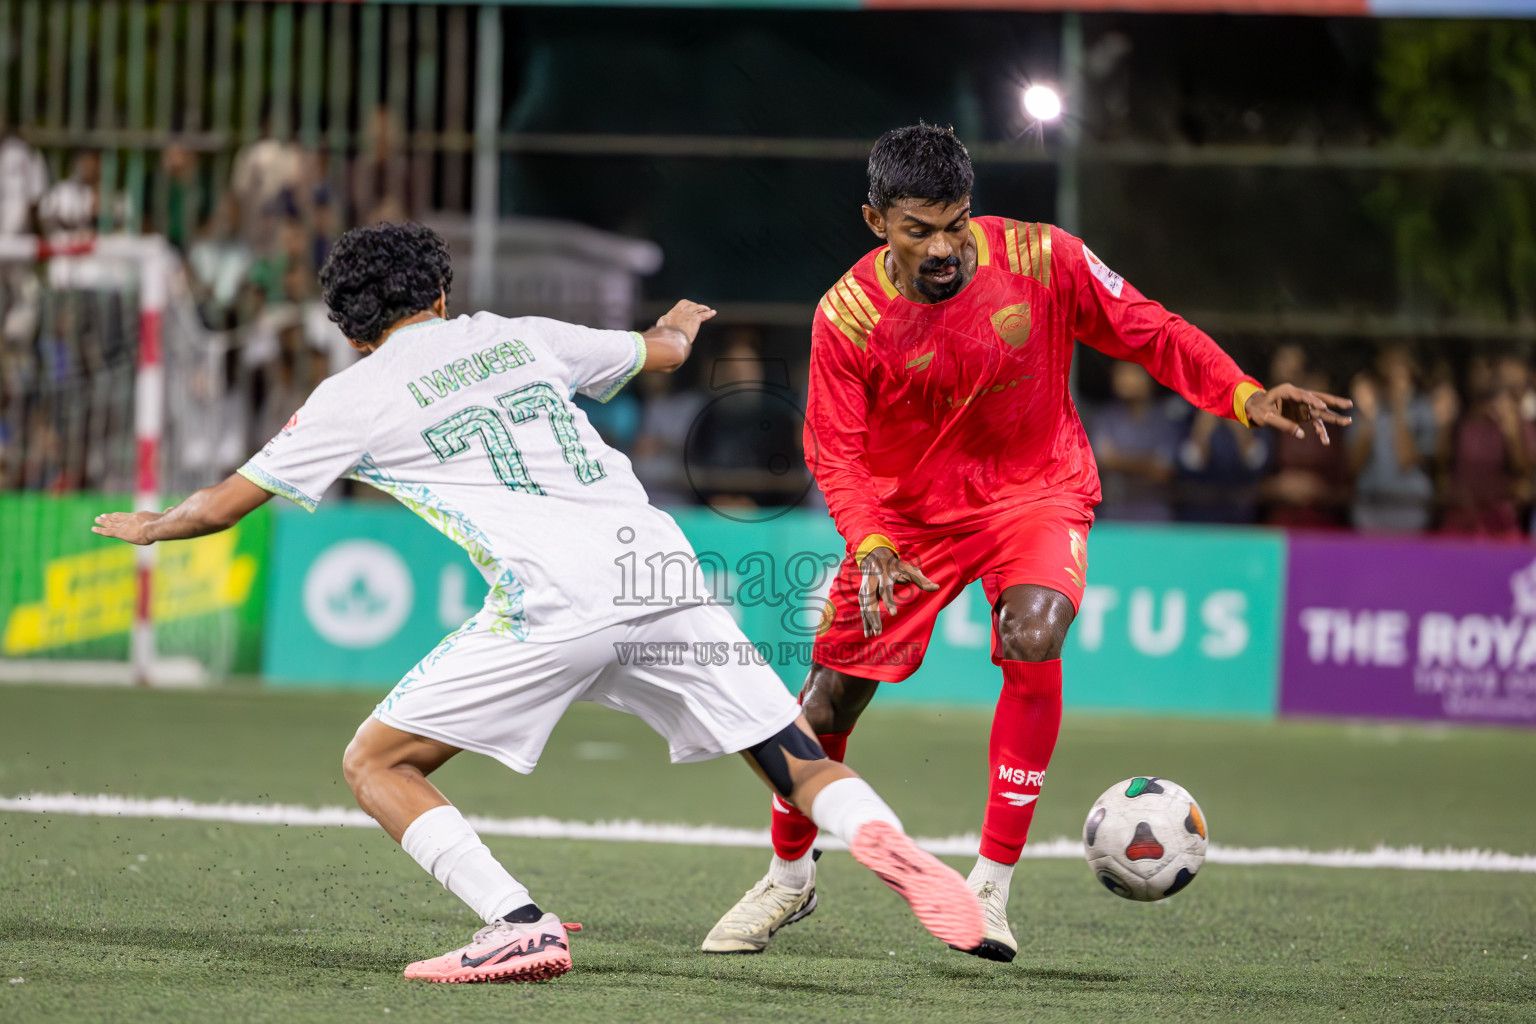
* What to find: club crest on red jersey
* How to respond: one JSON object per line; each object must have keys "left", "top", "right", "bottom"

{"left": 990, "top": 302, "right": 1032, "bottom": 348}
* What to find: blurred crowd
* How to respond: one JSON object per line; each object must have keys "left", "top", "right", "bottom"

{"left": 579, "top": 332, "right": 1536, "bottom": 542}
{"left": 5, "top": 122, "right": 1536, "bottom": 540}
{"left": 1089, "top": 344, "right": 1536, "bottom": 540}
{"left": 0, "top": 111, "right": 420, "bottom": 490}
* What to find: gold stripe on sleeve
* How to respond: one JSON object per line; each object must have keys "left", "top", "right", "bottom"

{"left": 823, "top": 294, "right": 872, "bottom": 350}
{"left": 835, "top": 279, "right": 875, "bottom": 332}
{"left": 825, "top": 288, "right": 865, "bottom": 333}
{"left": 843, "top": 273, "right": 882, "bottom": 325}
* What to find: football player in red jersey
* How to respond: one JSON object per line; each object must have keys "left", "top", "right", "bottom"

{"left": 703, "top": 124, "right": 1351, "bottom": 962}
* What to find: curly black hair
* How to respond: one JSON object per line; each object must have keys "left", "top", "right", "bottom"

{"left": 866, "top": 123, "right": 974, "bottom": 211}
{"left": 319, "top": 222, "right": 454, "bottom": 345}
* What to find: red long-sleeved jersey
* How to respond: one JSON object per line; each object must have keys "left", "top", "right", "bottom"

{"left": 805, "top": 217, "right": 1263, "bottom": 558}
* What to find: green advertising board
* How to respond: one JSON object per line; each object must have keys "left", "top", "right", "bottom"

{"left": 946, "top": 525, "right": 1284, "bottom": 718}
{"left": 263, "top": 502, "right": 490, "bottom": 687}
{"left": 0, "top": 493, "right": 269, "bottom": 673}
{"left": 261, "top": 503, "right": 1282, "bottom": 715}
{"left": 665, "top": 512, "right": 1283, "bottom": 715}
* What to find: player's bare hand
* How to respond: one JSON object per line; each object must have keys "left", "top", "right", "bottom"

{"left": 1245, "top": 383, "right": 1353, "bottom": 445}
{"left": 858, "top": 547, "right": 939, "bottom": 638}
{"left": 656, "top": 300, "right": 717, "bottom": 344}
{"left": 92, "top": 511, "right": 162, "bottom": 545}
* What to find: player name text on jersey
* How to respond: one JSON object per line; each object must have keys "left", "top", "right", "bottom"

{"left": 407, "top": 337, "right": 537, "bottom": 408}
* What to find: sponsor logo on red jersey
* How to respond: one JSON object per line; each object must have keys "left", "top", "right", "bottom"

{"left": 1083, "top": 246, "right": 1125, "bottom": 298}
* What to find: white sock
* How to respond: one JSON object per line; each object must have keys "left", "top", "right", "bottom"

{"left": 400, "top": 804, "right": 532, "bottom": 924}
{"left": 808, "top": 777, "right": 903, "bottom": 845}
{"left": 968, "top": 856, "right": 1015, "bottom": 899}
{"left": 767, "top": 854, "right": 815, "bottom": 891}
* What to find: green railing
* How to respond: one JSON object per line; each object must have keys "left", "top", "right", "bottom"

{"left": 0, "top": 1, "right": 503, "bottom": 296}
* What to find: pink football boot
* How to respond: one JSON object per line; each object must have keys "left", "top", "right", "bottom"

{"left": 403, "top": 914, "right": 579, "bottom": 983}
{"left": 849, "top": 820, "right": 985, "bottom": 952}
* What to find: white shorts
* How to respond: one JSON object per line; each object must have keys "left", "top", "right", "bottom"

{"left": 372, "top": 603, "right": 801, "bottom": 774}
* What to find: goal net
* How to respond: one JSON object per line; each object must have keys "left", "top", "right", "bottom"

{"left": 0, "top": 235, "right": 262, "bottom": 686}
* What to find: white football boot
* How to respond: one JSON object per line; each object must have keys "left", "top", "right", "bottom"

{"left": 701, "top": 869, "right": 818, "bottom": 954}
{"left": 952, "top": 880, "right": 1017, "bottom": 962}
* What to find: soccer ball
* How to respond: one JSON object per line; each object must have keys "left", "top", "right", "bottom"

{"left": 1082, "top": 777, "right": 1207, "bottom": 902}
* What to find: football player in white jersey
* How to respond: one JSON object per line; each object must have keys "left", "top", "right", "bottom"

{"left": 93, "top": 223, "right": 982, "bottom": 983}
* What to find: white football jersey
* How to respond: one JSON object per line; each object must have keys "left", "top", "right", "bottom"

{"left": 240, "top": 313, "right": 703, "bottom": 642}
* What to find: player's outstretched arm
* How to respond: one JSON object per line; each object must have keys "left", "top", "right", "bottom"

{"left": 1243, "top": 383, "right": 1354, "bottom": 446}
{"left": 92, "top": 472, "right": 272, "bottom": 546}
{"left": 641, "top": 299, "right": 716, "bottom": 373}
{"left": 858, "top": 547, "right": 940, "bottom": 638}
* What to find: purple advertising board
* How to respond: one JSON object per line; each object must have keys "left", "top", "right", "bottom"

{"left": 1281, "top": 534, "right": 1536, "bottom": 725}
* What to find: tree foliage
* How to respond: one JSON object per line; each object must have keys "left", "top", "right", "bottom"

{"left": 1372, "top": 21, "right": 1536, "bottom": 323}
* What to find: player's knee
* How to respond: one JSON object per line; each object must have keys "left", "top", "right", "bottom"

{"left": 996, "top": 610, "right": 1068, "bottom": 661}
{"left": 340, "top": 740, "right": 367, "bottom": 796}
{"left": 995, "top": 632, "right": 1056, "bottom": 666}
{"left": 341, "top": 734, "right": 386, "bottom": 799}
{"left": 997, "top": 588, "right": 1074, "bottom": 662}
{"left": 798, "top": 666, "right": 874, "bottom": 733}
{"left": 798, "top": 686, "right": 840, "bottom": 734}
{"left": 997, "top": 622, "right": 1066, "bottom": 662}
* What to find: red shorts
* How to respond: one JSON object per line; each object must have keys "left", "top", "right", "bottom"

{"left": 812, "top": 505, "right": 1091, "bottom": 683}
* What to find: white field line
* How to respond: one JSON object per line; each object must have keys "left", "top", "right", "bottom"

{"left": 2, "top": 792, "right": 1534, "bottom": 874}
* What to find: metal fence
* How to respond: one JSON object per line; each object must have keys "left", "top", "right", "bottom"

{"left": 0, "top": 1, "right": 504, "bottom": 301}
{"left": 1, "top": 1, "right": 1530, "bottom": 343}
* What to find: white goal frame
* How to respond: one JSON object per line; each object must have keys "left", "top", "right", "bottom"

{"left": 0, "top": 234, "right": 205, "bottom": 687}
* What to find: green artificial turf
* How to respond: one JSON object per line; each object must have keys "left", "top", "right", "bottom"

{"left": 0, "top": 684, "right": 1533, "bottom": 1023}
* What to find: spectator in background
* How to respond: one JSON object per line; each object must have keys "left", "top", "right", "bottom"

{"left": 1091, "top": 361, "right": 1183, "bottom": 521}
{"left": 1425, "top": 358, "right": 1463, "bottom": 462}
{"left": 249, "top": 314, "right": 324, "bottom": 450}
{"left": 630, "top": 368, "right": 705, "bottom": 506}
{"left": 574, "top": 385, "right": 642, "bottom": 453}
{"left": 159, "top": 142, "right": 201, "bottom": 252}
{"left": 1269, "top": 343, "right": 1307, "bottom": 400}
{"left": 0, "top": 130, "right": 47, "bottom": 358}
{"left": 687, "top": 327, "right": 804, "bottom": 509}
{"left": 18, "top": 405, "right": 62, "bottom": 492}
{"left": 303, "top": 291, "right": 358, "bottom": 377}
{"left": 38, "top": 150, "right": 103, "bottom": 234}
{"left": 0, "top": 130, "right": 47, "bottom": 237}
{"left": 1442, "top": 355, "right": 1535, "bottom": 539}
{"left": 351, "top": 105, "right": 412, "bottom": 226}
{"left": 305, "top": 145, "right": 341, "bottom": 269}
{"left": 186, "top": 190, "right": 256, "bottom": 329}
{"left": 1347, "top": 347, "right": 1438, "bottom": 532}
{"left": 229, "top": 114, "right": 305, "bottom": 256}
{"left": 0, "top": 414, "right": 13, "bottom": 488}
{"left": 1175, "top": 411, "right": 1268, "bottom": 523}
{"left": 1497, "top": 355, "right": 1536, "bottom": 526}
{"left": 1259, "top": 349, "right": 1351, "bottom": 528}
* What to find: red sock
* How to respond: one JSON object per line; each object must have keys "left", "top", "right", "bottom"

{"left": 770, "top": 729, "right": 851, "bottom": 861}
{"left": 980, "top": 659, "right": 1063, "bottom": 865}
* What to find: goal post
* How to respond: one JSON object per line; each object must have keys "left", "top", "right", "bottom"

{"left": 0, "top": 234, "right": 255, "bottom": 687}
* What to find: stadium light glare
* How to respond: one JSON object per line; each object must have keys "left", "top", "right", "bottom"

{"left": 1023, "top": 85, "right": 1063, "bottom": 123}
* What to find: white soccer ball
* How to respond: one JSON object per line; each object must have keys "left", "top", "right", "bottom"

{"left": 1082, "top": 776, "right": 1208, "bottom": 902}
